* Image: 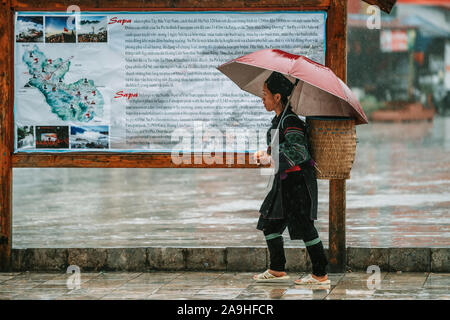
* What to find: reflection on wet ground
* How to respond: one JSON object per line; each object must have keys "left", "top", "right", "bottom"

{"left": 12, "top": 117, "right": 450, "bottom": 248}
{"left": 0, "top": 271, "right": 449, "bottom": 300}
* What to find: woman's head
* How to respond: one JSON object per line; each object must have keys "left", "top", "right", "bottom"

{"left": 263, "top": 71, "right": 295, "bottom": 108}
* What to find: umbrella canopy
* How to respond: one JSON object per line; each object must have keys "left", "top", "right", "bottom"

{"left": 217, "top": 49, "right": 368, "bottom": 125}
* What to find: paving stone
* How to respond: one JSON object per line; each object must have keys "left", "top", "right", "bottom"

{"left": 152, "top": 288, "right": 200, "bottom": 296}
{"left": 81, "top": 279, "right": 127, "bottom": 290}
{"left": 11, "top": 249, "right": 68, "bottom": 272}
{"left": 431, "top": 248, "right": 450, "bottom": 272}
{"left": 332, "top": 274, "right": 383, "bottom": 290}
{"left": 0, "top": 284, "right": 29, "bottom": 293}
{"left": 147, "top": 292, "right": 201, "bottom": 300}
{"left": 282, "top": 287, "right": 330, "bottom": 300}
{"left": 60, "top": 288, "right": 109, "bottom": 298}
{"left": 424, "top": 273, "right": 450, "bottom": 288}
{"left": 196, "top": 288, "right": 244, "bottom": 296}
{"left": 194, "top": 288, "right": 243, "bottom": 300}
{"left": 389, "top": 248, "right": 431, "bottom": 272}
{"left": 128, "top": 272, "right": 181, "bottom": 284}
{"left": 118, "top": 283, "right": 163, "bottom": 291}
{"left": 67, "top": 248, "right": 107, "bottom": 272}
{"left": 207, "top": 279, "right": 253, "bottom": 289}
{"left": 147, "top": 247, "right": 185, "bottom": 270}
{"left": 236, "top": 285, "right": 289, "bottom": 300}
{"left": 226, "top": 247, "right": 267, "bottom": 271}
{"left": 101, "top": 293, "right": 151, "bottom": 300}
{"left": 174, "top": 271, "right": 223, "bottom": 281}
{"left": 335, "top": 271, "right": 387, "bottom": 290}
{"left": 381, "top": 272, "right": 428, "bottom": 289}
{"left": 326, "top": 273, "right": 345, "bottom": 286}
{"left": 0, "top": 274, "right": 17, "bottom": 283}
{"left": 0, "top": 292, "right": 21, "bottom": 300}
{"left": 45, "top": 272, "right": 100, "bottom": 285}
{"left": 8, "top": 272, "right": 60, "bottom": 280}
{"left": 216, "top": 272, "right": 255, "bottom": 281}
{"left": 185, "top": 248, "right": 226, "bottom": 271}
{"left": 161, "top": 281, "right": 211, "bottom": 290}
{"left": 383, "top": 272, "right": 428, "bottom": 281}
{"left": 0, "top": 282, "right": 42, "bottom": 291}
{"left": 94, "top": 272, "right": 142, "bottom": 280}
{"left": 58, "top": 294, "right": 105, "bottom": 300}
{"left": 373, "top": 288, "right": 450, "bottom": 300}
{"left": 326, "top": 288, "right": 376, "bottom": 300}
{"left": 160, "top": 272, "right": 222, "bottom": 290}
{"left": 347, "top": 248, "right": 389, "bottom": 272}
{"left": 333, "top": 280, "right": 375, "bottom": 291}
{"left": 107, "top": 287, "right": 157, "bottom": 295}
{"left": 10, "top": 288, "right": 70, "bottom": 300}
{"left": 105, "top": 248, "right": 147, "bottom": 271}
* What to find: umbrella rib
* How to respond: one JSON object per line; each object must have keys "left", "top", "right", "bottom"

{"left": 242, "top": 68, "right": 272, "bottom": 94}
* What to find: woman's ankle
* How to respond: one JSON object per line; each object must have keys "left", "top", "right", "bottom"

{"left": 268, "top": 269, "right": 286, "bottom": 276}
{"left": 312, "top": 274, "right": 327, "bottom": 280}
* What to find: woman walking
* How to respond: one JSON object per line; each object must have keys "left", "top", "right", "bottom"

{"left": 253, "top": 71, "right": 330, "bottom": 285}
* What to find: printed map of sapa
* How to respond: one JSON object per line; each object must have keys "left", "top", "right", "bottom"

{"left": 22, "top": 45, "right": 104, "bottom": 122}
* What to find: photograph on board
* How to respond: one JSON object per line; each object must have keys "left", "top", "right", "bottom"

{"left": 36, "top": 126, "right": 69, "bottom": 149}
{"left": 70, "top": 125, "right": 109, "bottom": 149}
{"left": 16, "top": 16, "right": 44, "bottom": 43}
{"left": 77, "top": 16, "right": 108, "bottom": 43}
{"left": 45, "top": 16, "right": 76, "bottom": 43}
{"left": 16, "top": 126, "right": 35, "bottom": 150}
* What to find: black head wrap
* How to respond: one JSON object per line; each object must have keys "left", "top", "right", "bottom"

{"left": 264, "top": 71, "right": 294, "bottom": 106}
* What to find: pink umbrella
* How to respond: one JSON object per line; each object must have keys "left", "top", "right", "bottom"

{"left": 217, "top": 49, "right": 368, "bottom": 125}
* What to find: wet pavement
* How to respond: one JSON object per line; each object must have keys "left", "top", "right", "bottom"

{"left": 0, "top": 271, "right": 448, "bottom": 300}
{"left": 12, "top": 116, "right": 450, "bottom": 248}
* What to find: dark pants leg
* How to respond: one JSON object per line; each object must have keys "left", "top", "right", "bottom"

{"left": 262, "top": 217, "right": 327, "bottom": 275}
{"left": 262, "top": 220, "right": 287, "bottom": 272}
{"left": 281, "top": 172, "right": 327, "bottom": 276}
{"left": 306, "top": 240, "right": 328, "bottom": 277}
{"left": 301, "top": 219, "right": 328, "bottom": 277}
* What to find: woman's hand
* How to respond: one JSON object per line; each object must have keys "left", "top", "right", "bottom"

{"left": 253, "top": 150, "right": 272, "bottom": 166}
{"left": 253, "top": 150, "right": 265, "bottom": 164}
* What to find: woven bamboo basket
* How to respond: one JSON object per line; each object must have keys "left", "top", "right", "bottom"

{"left": 306, "top": 116, "right": 357, "bottom": 180}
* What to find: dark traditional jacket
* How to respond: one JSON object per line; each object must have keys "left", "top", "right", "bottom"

{"left": 257, "top": 106, "right": 318, "bottom": 239}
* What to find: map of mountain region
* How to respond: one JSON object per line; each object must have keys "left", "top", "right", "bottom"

{"left": 22, "top": 45, "right": 104, "bottom": 122}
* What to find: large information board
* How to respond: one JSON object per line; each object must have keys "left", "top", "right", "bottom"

{"left": 14, "top": 11, "right": 326, "bottom": 153}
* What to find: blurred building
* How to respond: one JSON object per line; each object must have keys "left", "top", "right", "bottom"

{"left": 347, "top": 0, "right": 450, "bottom": 115}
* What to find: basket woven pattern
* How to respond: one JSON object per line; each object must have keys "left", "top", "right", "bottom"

{"left": 307, "top": 118, "right": 357, "bottom": 180}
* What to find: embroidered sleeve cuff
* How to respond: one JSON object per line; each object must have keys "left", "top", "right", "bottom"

{"left": 278, "top": 152, "right": 294, "bottom": 172}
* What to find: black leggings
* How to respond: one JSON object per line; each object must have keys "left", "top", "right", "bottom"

{"left": 263, "top": 218, "right": 328, "bottom": 276}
